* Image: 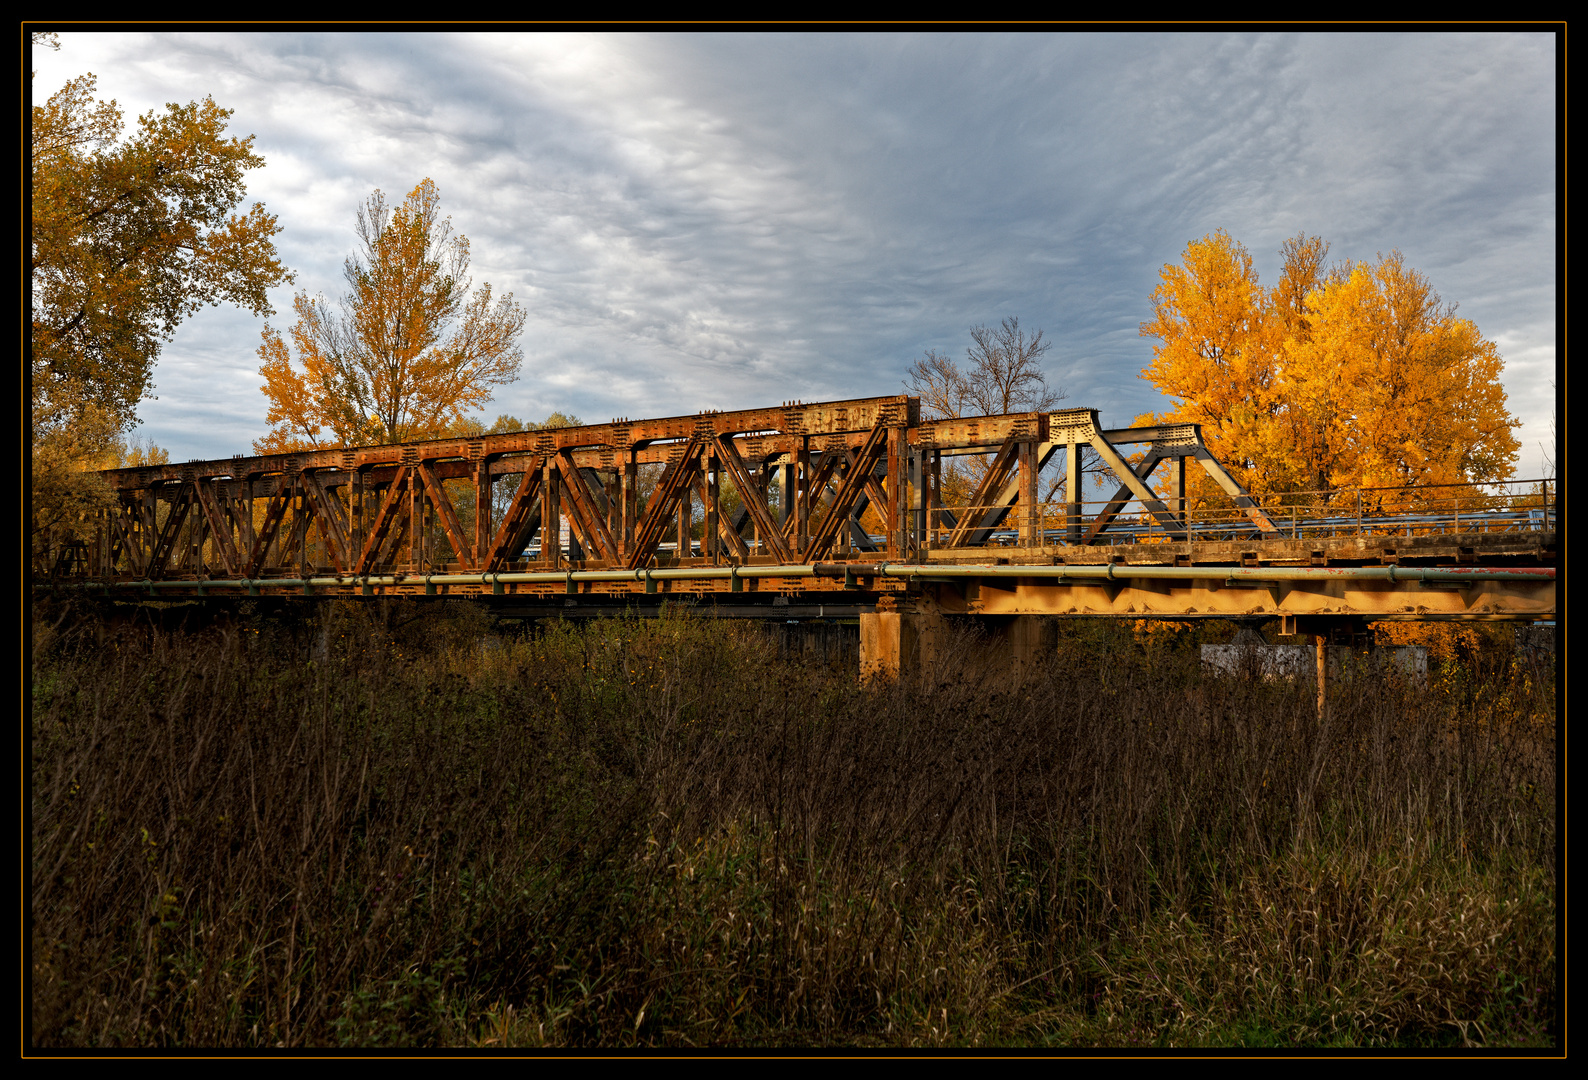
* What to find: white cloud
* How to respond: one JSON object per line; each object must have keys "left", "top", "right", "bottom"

{"left": 32, "top": 30, "right": 1556, "bottom": 477}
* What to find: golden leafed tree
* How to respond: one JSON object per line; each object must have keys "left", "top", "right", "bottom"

{"left": 256, "top": 179, "right": 527, "bottom": 452}
{"left": 31, "top": 68, "right": 291, "bottom": 427}
{"left": 30, "top": 34, "right": 291, "bottom": 567}
{"left": 1136, "top": 229, "right": 1283, "bottom": 493}
{"left": 1137, "top": 231, "right": 1520, "bottom": 504}
{"left": 1280, "top": 253, "right": 1518, "bottom": 492}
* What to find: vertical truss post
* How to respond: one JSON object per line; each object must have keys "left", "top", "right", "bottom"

{"left": 605, "top": 470, "right": 620, "bottom": 550}
{"left": 542, "top": 455, "right": 561, "bottom": 568}
{"left": 275, "top": 480, "right": 290, "bottom": 571}
{"left": 838, "top": 454, "right": 851, "bottom": 555}
{"left": 911, "top": 442, "right": 925, "bottom": 554}
{"left": 752, "top": 461, "right": 765, "bottom": 555}
{"left": 886, "top": 427, "right": 901, "bottom": 559}
{"left": 239, "top": 478, "right": 256, "bottom": 559}
{"left": 350, "top": 469, "right": 364, "bottom": 561}
{"left": 191, "top": 487, "right": 206, "bottom": 572}
{"left": 474, "top": 459, "right": 491, "bottom": 567}
{"left": 408, "top": 469, "right": 424, "bottom": 571}
{"left": 797, "top": 439, "right": 811, "bottom": 554}
{"left": 294, "top": 481, "right": 311, "bottom": 577}
{"left": 426, "top": 485, "right": 439, "bottom": 567}
{"left": 705, "top": 443, "right": 719, "bottom": 565}
{"left": 780, "top": 461, "right": 795, "bottom": 537}
{"left": 139, "top": 488, "right": 155, "bottom": 573}
{"left": 677, "top": 473, "right": 691, "bottom": 561}
{"left": 1020, "top": 440, "right": 1037, "bottom": 547}
{"left": 202, "top": 494, "right": 214, "bottom": 571}
{"left": 1173, "top": 455, "right": 1187, "bottom": 540}
{"left": 90, "top": 509, "right": 103, "bottom": 577}
{"left": 1066, "top": 436, "right": 1081, "bottom": 545}
{"left": 622, "top": 451, "right": 638, "bottom": 558}
{"left": 929, "top": 450, "right": 942, "bottom": 546}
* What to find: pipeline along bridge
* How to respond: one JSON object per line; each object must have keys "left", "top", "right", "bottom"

{"left": 49, "top": 395, "right": 1556, "bottom": 678}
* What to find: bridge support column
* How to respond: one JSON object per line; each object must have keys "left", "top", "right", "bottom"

{"left": 1286, "top": 615, "right": 1371, "bottom": 719}
{"left": 1315, "top": 633, "right": 1328, "bottom": 718}
{"left": 996, "top": 615, "right": 1056, "bottom": 678}
{"left": 859, "top": 611, "right": 904, "bottom": 683}
{"left": 860, "top": 600, "right": 946, "bottom": 684}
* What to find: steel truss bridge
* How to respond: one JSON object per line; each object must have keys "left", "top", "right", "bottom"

{"left": 52, "top": 395, "right": 1556, "bottom": 679}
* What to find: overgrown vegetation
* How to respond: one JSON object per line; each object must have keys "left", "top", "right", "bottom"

{"left": 29, "top": 602, "right": 1556, "bottom": 1048}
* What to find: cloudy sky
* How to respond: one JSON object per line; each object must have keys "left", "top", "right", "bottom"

{"left": 33, "top": 31, "right": 1558, "bottom": 477}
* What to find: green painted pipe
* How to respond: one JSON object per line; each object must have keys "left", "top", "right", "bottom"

{"left": 51, "top": 561, "right": 1553, "bottom": 592}
{"left": 874, "top": 563, "right": 1555, "bottom": 583}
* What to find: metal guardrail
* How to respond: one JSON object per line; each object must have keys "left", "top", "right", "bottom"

{"left": 931, "top": 478, "right": 1556, "bottom": 547}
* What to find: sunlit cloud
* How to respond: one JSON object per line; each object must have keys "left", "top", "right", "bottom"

{"left": 32, "top": 30, "right": 1556, "bottom": 475}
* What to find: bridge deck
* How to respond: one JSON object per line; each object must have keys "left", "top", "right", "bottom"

{"left": 48, "top": 394, "right": 1553, "bottom": 628}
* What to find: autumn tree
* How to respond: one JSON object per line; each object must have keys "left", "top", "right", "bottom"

{"left": 30, "top": 383, "right": 121, "bottom": 571}
{"left": 1137, "top": 231, "right": 1520, "bottom": 504}
{"left": 904, "top": 317, "right": 1073, "bottom": 512}
{"left": 29, "top": 34, "right": 291, "bottom": 567}
{"left": 905, "top": 316, "right": 1063, "bottom": 420}
{"left": 31, "top": 66, "right": 291, "bottom": 428}
{"left": 255, "top": 179, "right": 526, "bottom": 452}
{"left": 1136, "top": 229, "right": 1280, "bottom": 492}
{"left": 1280, "top": 252, "right": 1518, "bottom": 492}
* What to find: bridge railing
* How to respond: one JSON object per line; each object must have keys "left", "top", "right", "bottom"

{"left": 929, "top": 477, "right": 1556, "bottom": 547}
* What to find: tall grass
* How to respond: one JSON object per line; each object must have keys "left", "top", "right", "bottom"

{"left": 29, "top": 602, "right": 1556, "bottom": 1048}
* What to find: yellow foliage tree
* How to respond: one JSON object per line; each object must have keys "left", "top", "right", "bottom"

{"left": 32, "top": 68, "right": 291, "bottom": 428}
{"left": 256, "top": 179, "right": 526, "bottom": 452}
{"left": 1138, "top": 231, "right": 1520, "bottom": 506}
{"left": 1281, "top": 254, "right": 1518, "bottom": 492}
{"left": 30, "top": 35, "right": 288, "bottom": 569}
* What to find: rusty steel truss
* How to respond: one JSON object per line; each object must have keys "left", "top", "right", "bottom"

{"left": 57, "top": 395, "right": 1553, "bottom": 656}
{"left": 79, "top": 398, "right": 1300, "bottom": 579}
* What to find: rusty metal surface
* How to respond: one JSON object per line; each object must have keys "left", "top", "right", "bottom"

{"left": 57, "top": 394, "right": 1554, "bottom": 624}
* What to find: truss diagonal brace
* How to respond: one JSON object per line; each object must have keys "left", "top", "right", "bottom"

{"left": 483, "top": 465, "right": 543, "bottom": 572}
{"left": 354, "top": 467, "right": 413, "bottom": 575}
{"left": 806, "top": 421, "right": 889, "bottom": 560}
{"left": 1079, "top": 424, "right": 1184, "bottom": 535}
{"left": 942, "top": 433, "right": 1024, "bottom": 548}
{"left": 193, "top": 478, "right": 244, "bottom": 576}
{"left": 245, "top": 476, "right": 296, "bottom": 578}
{"left": 714, "top": 434, "right": 793, "bottom": 563}
{"left": 785, "top": 447, "right": 845, "bottom": 547}
{"left": 626, "top": 435, "right": 705, "bottom": 569}
{"left": 952, "top": 441, "right": 1061, "bottom": 547}
{"left": 302, "top": 471, "right": 355, "bottom": 571}
{"left": 111, "top": 499, "right": 147, "bottom": 576}
{"left": 147, "top": 485, "right": 195, "bottom": 576}
{"left": 1083, "top": 447, "right": 1177, "bottom": 543}
{"left": 415, "top": 461, "right": 476, "bottom": 570}
{"left": 1192, "top": 448, "right": 1280, "bottom": 535}
{"left": 556, "top": 453, "right": 619, "bottom": 563}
